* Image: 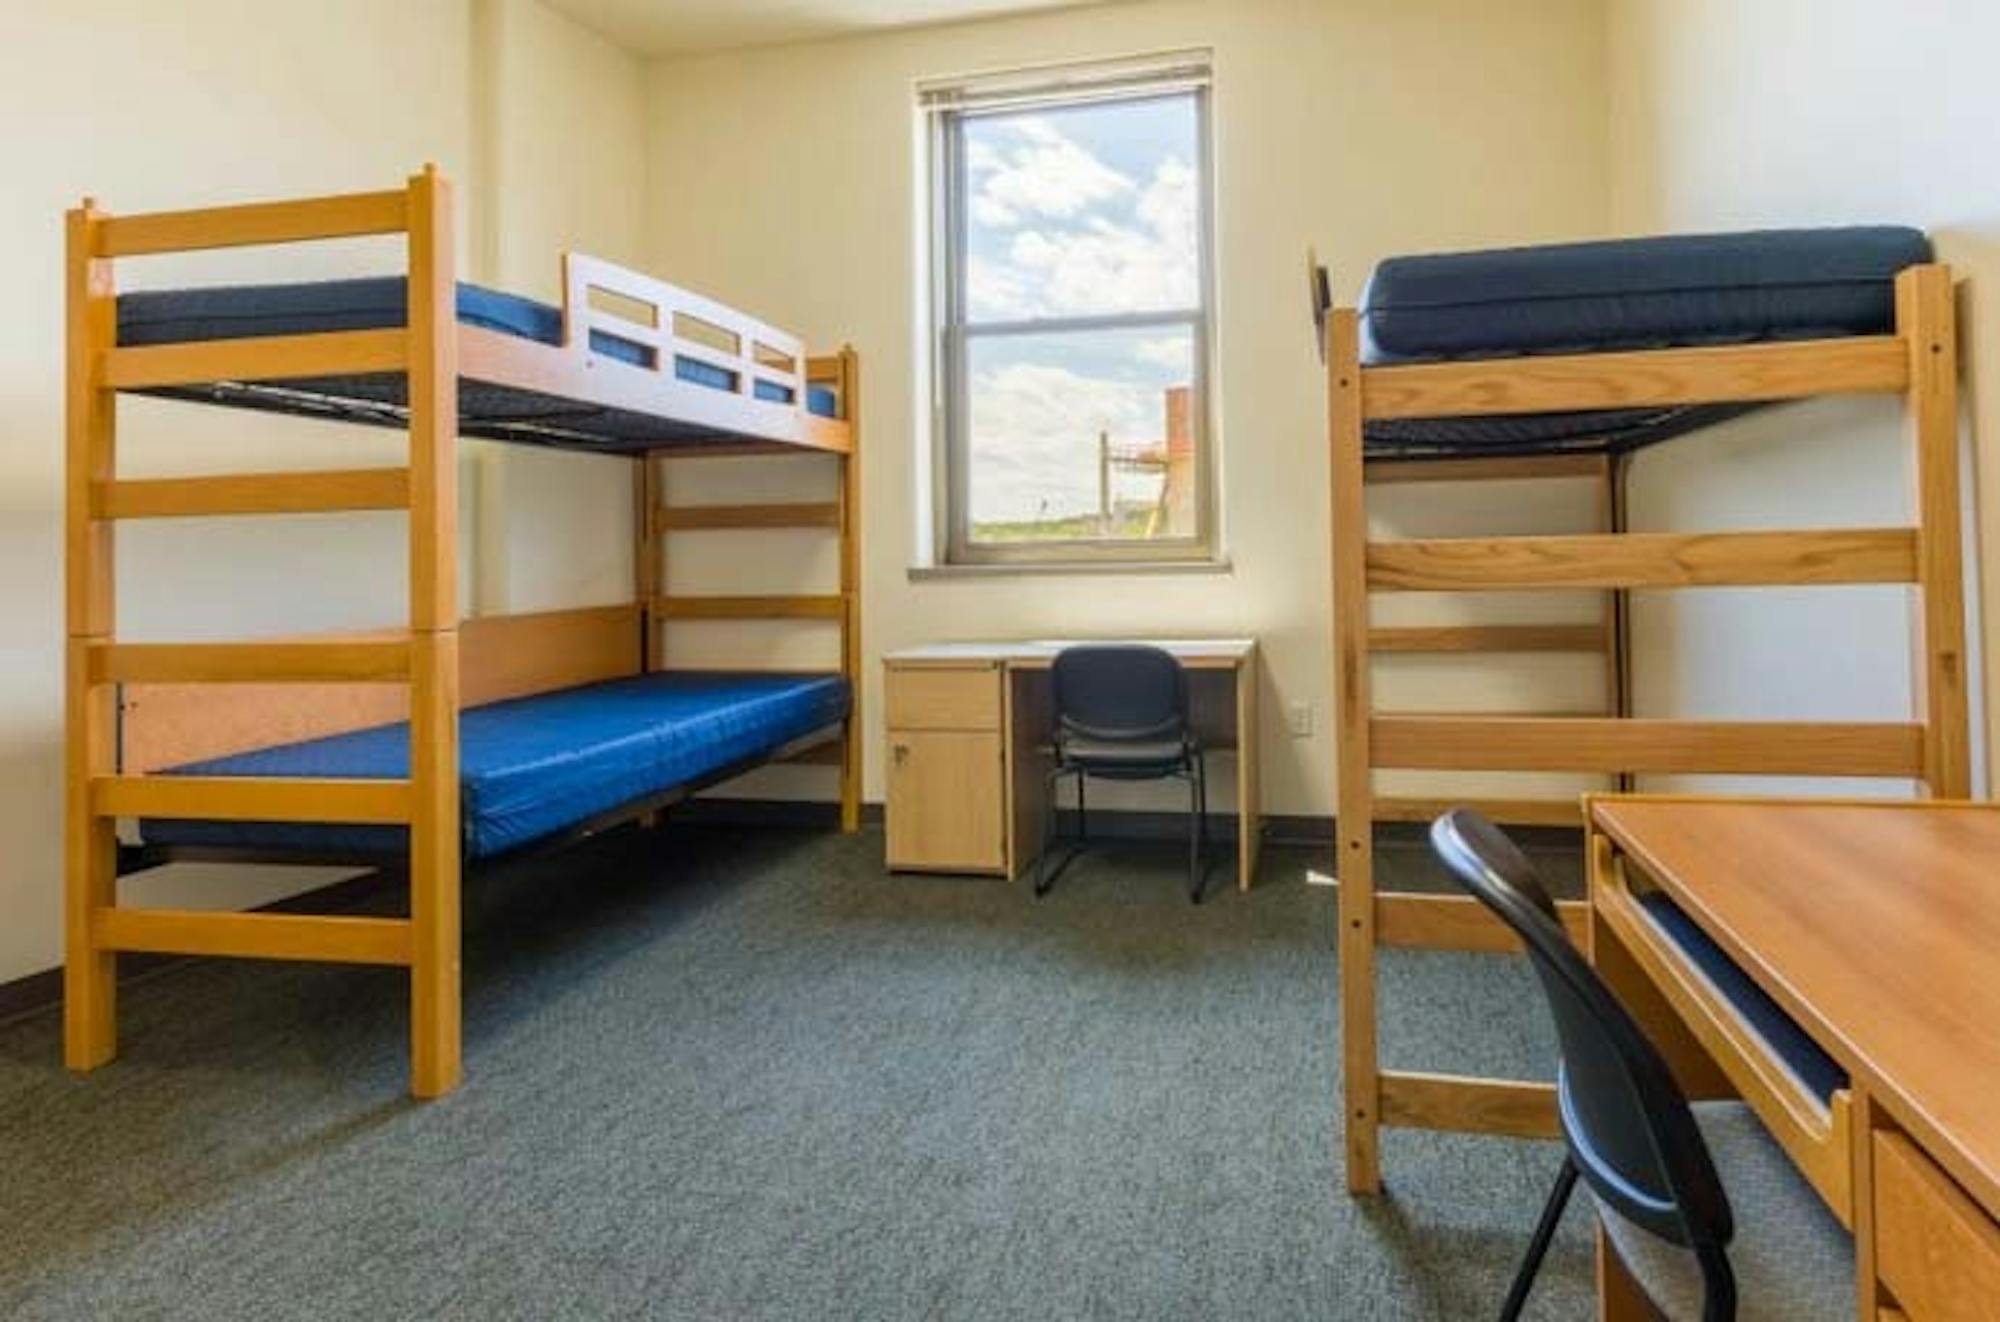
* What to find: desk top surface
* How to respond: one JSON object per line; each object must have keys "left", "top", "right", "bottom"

{"left": 1589, "top": 795, "right": 2000, "bottom": 1219}
{"left": 884, "top": 639, "right": 1256, "bottom": 669}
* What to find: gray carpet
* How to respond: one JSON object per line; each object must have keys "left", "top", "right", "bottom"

{"left": 0, "top": 824, "right": 1595, "bottom": 1320}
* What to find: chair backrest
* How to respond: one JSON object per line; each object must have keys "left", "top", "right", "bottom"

{"left": 1428, "top": 809, "right": 1736, "bottom": 1292}
{"left": 1050, "top": 645, "right": 1187, "bottom": 743}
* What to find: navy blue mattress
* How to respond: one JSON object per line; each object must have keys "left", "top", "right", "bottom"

{"left": 1636, "top": 890, "right": 1847, "bottom": 1105}
{"left": 1359, "top": 226, "right": 1930, "bottom": 457}
{"left": 116, "top": 278, "right": 837, "bottom": 452}
{"left": 139, "top": 670, "right": 850, "bottom": 860}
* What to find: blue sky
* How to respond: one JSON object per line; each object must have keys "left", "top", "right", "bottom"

{"left": 957, "top": 94, "right": 1200, "bottom": 527}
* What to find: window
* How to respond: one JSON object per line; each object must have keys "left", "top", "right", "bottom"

{"left": 926, "top": 56, "right": 1215, "bottom": 566}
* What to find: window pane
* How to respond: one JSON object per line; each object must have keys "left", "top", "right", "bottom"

{"left": 961, "top": 94, "right": 1200, "bottom": 322}
{"left": 965, "top": 324, "right": 1198, "bottom": 545}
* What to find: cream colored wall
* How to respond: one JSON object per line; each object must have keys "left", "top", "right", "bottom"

{"left": 641, "top": 0, "right": 1616, "bottom": 816}
{"left": 0, "top": 0, "right": 644, "bottom": 985}
{"left": 472, "top": 0, "right": 648, "bottom": 619}
{"left": 1607, "top": 0, "right": 1996, "bottom": 794}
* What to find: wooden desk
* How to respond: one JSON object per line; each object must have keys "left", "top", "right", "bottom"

{"left": 881, "top": 640, "right": 1260, "bottom": 889}
{"left": 1587, "top": 795, "right": 2000, "bottom": 1321}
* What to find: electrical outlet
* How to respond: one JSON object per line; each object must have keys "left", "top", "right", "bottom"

{"left": 1286, "top": 701, "right": 1314, "bottom": 738}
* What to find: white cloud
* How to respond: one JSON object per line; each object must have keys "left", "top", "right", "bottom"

{"left": 967, "top": 116, "right": 1133, "bottom": 228}
{"left": 968, "top": 145, "right": 1200, "bottom": 320}
{"left": 1132, "top": 335, "right": 1190, "bottom": 370}
{"left": 967, "top": 360, "right": 1162, "bottom": 523}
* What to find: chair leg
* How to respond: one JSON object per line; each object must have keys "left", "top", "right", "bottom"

{"left": 1501, "top": 1156, "right": 1578, "bottom": 1322}
{"left": 1186, "top": 767, "right": 1205, "bottom": 905}
{"left": 1075, "top": 774, "right": 1087, "bottom": 844}
{"left": 1035, "top": 767, "right": 1067, "bottom": 898}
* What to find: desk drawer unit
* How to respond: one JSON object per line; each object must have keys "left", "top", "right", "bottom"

{"left": 884, "top": 662, "right": 1006, "bottom": 874}
{"left": 1873, "top": 1131, "right": 2000, "bottom": 1320}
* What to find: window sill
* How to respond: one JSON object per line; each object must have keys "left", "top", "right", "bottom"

{"left": 907, "top": 556, "right": 1233, "bottom": 581}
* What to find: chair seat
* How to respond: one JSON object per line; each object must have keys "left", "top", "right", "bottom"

{"left": 1596, "top": 1101, "right": 1853, "bottom": 1320}
{"left": 1058, "top": 734, "right": 1194, "bottom": 773}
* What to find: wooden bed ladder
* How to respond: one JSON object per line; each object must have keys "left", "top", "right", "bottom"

{"left": 636, "top": 348, "right": 864, "bottom": 831}
{"left": 65, "top": 169, "right": 467, "bottom": 1098}
{"left": 1326, "top": 265, "right": 1970, "bottom": 1194}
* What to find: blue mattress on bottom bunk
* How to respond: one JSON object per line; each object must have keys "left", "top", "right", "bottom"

{"left": 1357, "top": 225, "right": 1931, "bottom": 457}
{"left": 1635, "top": 890, "right": 1848, "bottom": 1105}
{"left": 138, "top": 670, "right": 850, "bottom": 860}
{"left": 116, "top": 277, "right": 839, "bottom": 419}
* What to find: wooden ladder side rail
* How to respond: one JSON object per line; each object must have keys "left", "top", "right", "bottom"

{"left": 404, "top": 166, "right": 463, "bottom": 1100}
{"left": 834, "top": 347, "right": 863, "bottom": 834}
{"left": 1896, "top": 265, "right": 1972, "bottom": 798}
{"left": 1327, "top": 307, "right": 1384, "bottom": 1192}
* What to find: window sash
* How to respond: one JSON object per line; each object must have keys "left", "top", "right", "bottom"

{"left": 931, "top": 75, "right": 1215, "bottom": 567}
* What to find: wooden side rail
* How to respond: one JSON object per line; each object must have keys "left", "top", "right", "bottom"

{"left": 94, "top": 468, "right": 412, "bottom": 519}
{"left": 1367, "top": 528, "right": 1918, "bottom": 592}
{"left": 1362, "top": 334, "right": 1908, "bottom": 420}
{"left": 92, "top": 775, "right": 414, "bottom": 823}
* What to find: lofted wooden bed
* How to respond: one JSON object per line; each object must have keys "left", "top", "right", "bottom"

{"left": 65, "top": 167, "right": 861, "bottom": 1099}
{"left": 1314, "top": 250, "right": 1971, "bottom": 1194}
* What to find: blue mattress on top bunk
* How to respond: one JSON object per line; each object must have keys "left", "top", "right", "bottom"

{"left": 1357, "top": 226, "right": 1931, "bottom": 457}
{"left": 138, "top": 670, "right": 851, "bottom": 860}
{"left": 116, "top": 277, "right": 838, "bottom": 428}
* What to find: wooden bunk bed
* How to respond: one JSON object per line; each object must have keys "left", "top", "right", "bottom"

{"left": 1311, "top": 233, "right": 1971, "bottom": 1194}
{"left": 64, "top": 167, "right": 862, "bottom": 1099}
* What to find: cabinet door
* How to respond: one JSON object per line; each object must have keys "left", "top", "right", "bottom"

{"left": 884, "top": 730, "right": 1005, "bottom": 872}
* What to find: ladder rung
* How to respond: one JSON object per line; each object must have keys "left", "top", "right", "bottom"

{"left": 1361, "top": 334, "right": 1908, "bottom": 420}
{"left": 1370, "top": 795, "right": 1584, "bottom": 827}
{"left": 1378, "top": 1071, "right": 1559, "bottom": 1139}
{"left": 1376, "top": 893, "right": 1590, "bottom": 952}
{"left": 94, "top": 190, "right": 409, "bottom": 257}
{"left": 92, "top": 775, "right": 414, "bottom": 824}
{"left": 1369, "top": 625, "right": 1606, "bottom": 654}
{"left": 95, "top": 468, "right": 411, "bottom": 519}
{"left": 1371, "top": 716, "right": 1923, "bottom": 777}
{"left": 1366, "top": 528, "right": 1918, "bottom": 592}
{"left": 656, "top": 502, "right": 840, "bottom": 531}
{"left": 653, "top": 594, "right": 845, "bottom": 620}
{"left": 94, "top": 907, "right": 413, "bottom": 966}
{"left": 101, "top": 328, "right": 407, "bottom": 390}
{"left": 88, "top": 638, "right": 412, "bottom": 685}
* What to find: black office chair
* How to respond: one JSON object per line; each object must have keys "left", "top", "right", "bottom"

{"left": 1428, "top": 808, "right": 1851, "bottom": 1321}
{"left": 1035, "top": 644, "right": 1208, "bottom": 904}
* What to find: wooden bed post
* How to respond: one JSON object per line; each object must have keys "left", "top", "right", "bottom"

{"left": 406, "top": 165, "right": 463, "bottom": 1098}
{"left": 838, "top": 345, "right": 863, "bottom": 834}
{"left": 63, "top": 198, "right": 119, "bottom": 1073}
{"left": 1897, "top": 265, "right": 1970, "bottom": 798}
{"left": 635, "top": 453, "right": 660, "bottom": 672}
{"left": 1328, "top": 307, "right": 1381, "bottom": 1193}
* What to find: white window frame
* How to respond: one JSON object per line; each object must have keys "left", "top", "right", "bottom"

{"left": 923, "top": 54, "right": 1218, "bottom": 567}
